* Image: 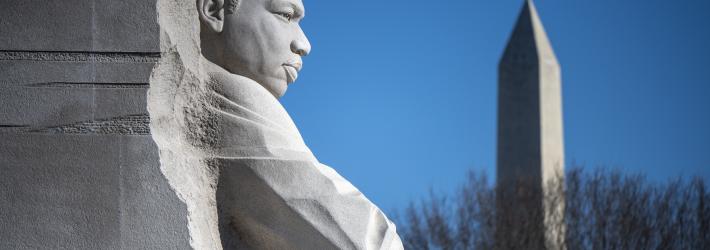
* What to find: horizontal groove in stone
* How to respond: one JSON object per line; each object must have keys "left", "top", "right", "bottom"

{"left": 0, "top": 115, "right": 150, "bottom": 135}
{"left": 33, "top": 114, "right": 151, "bottom": 135}
{"left": 25, "top": 82, "right": 149, "bottom": 89}
{"left": 0, "top": 51, "right": 160, "bottom": 63}
{"left": 0, "top": 60, "right": 156, "bottom": 86}
{"left": 0, "top": 126, "right": 31, "bottom": 133}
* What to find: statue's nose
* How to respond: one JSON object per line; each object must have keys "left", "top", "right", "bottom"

{"left": 291, "top": 28, "right": 311, "bottom": 57}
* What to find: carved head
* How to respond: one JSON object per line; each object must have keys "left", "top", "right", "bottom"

{"left": 198, "top": 0, "right": 311, "bottom": 98}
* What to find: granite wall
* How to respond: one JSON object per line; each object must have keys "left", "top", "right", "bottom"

{"left": 0, "top": 1, "right": 191, "bottom": 249}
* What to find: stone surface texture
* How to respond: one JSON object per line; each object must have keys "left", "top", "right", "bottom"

{"left": 496, "top": 0, "right": 565, "bottom": 249}
{"left": 149, "top": 0, "right": 403, "bottom": 249}
{"left": 0, "top": 0, "right": 191, "bottom": 249}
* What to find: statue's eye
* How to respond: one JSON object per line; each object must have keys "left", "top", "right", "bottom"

{"left": 277, "top": 12, "right": 294, "bottom": 21}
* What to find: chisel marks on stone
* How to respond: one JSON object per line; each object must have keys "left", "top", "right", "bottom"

{"left": 0, "top": 51, "right": 160, "bottom": 63}
{"left": 30, "top": 115, "right": 151, "bottom": 135}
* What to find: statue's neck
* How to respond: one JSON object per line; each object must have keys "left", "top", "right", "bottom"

{"left": 200, "top": 29, "right": 224, "bottom": 67}
{"left": 201, "top": 58, "right": 314, "bottom": 160}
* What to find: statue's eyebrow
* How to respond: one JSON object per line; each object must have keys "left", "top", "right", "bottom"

{"left": 270, "top": 0, "right": 305, "bottom": 19}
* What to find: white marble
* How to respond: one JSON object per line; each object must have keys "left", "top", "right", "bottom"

{"left": 149, "top": 0, "right": 403, "bottom": 249}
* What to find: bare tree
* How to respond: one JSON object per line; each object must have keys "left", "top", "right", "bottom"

{"left": 396, "top": 171, "right": 495, "bottom": 250}
{"left": 395, "top": 167, "right": 710, "bottom": 250}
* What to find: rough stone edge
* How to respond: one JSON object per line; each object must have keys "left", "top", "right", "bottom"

{"left": 148, "top": 1, "right": 221, "bottom": 249}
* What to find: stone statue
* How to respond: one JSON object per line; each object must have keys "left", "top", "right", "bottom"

{"left": 177, "top": 0, "right": 404, "bottom": 248}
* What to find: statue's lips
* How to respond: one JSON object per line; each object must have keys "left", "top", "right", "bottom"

{"left": 283, "top": 62, "right": 302, "bottom": 83}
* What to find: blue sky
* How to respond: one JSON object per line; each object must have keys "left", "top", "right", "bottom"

{"left": 281, "top": 0, "right": 710, "bottom": 211}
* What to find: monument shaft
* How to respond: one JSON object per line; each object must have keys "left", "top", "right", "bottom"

{"left": 496, "top": 0, "right": 565, "bottom": 248}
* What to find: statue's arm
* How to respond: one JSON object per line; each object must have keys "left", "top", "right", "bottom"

{"left": 205, "top": 69, "right": 403, "bottom": 250}
{"left": 216, "top": 158, "right": 403, "bottom": 250}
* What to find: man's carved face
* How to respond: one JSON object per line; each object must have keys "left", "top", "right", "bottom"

{"left": 221, "top": 0, "right": 310, "bottom": 97}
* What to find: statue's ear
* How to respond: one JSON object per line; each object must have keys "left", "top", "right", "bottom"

{"left": 197, "top": 0, "right": 225, "bottom": 33}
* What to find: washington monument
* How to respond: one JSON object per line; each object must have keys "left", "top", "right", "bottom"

{"left": 496, "top": 0, "right": 565, "bottom": 248}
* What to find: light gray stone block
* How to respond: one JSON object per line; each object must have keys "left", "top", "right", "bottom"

{"left": 118, "top": 136, "right": 192, "bottom": 249}
{"left": 0, "top": 59, "right": 157, "bottom": 86}
{"left": 0, "top": 134, "right": 190, "bottom": 249}
{"left": 0, "top": 86, "right": 148, "bottom": 127}
{"left": 0, "top": 0, "right": 159, "bottom": 52}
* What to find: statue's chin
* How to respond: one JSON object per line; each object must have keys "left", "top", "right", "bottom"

{"left": 257, "top": 78, "right": 288, "bottom": 99}
{"left": 210, "top": 62, "right": 288, "bottom": 98}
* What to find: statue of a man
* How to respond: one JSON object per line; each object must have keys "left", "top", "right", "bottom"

{"left": 195, "top": 0, "right": 404, "bottom": 249}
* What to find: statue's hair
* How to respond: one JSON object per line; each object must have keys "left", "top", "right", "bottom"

{"left": 225, "top": 0, "right": 240, "bottom": 14}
